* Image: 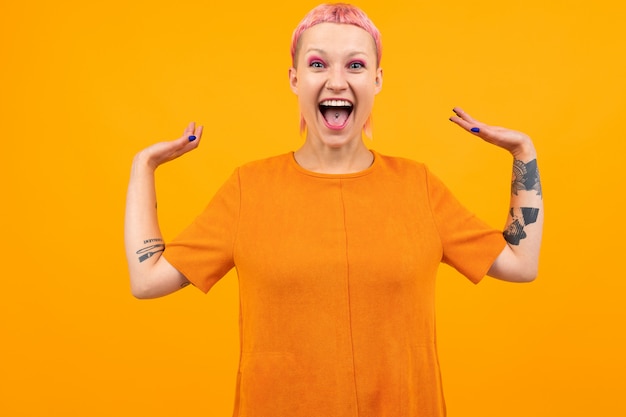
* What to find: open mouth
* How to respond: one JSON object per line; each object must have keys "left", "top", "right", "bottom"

{"left": 319, "top": 99, "right": 353, "bottom": 129}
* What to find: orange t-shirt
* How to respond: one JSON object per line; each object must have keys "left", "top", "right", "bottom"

{"left": 164, "top": 151, "right": 506, "bottom": 417}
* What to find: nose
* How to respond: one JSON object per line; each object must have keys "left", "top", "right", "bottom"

{"left": 325, "top": 67, "right": 348, "bottom": 92}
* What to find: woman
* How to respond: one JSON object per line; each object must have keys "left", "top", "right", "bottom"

{"left": 124, "top": 3, "right": 543, "bottom": 416}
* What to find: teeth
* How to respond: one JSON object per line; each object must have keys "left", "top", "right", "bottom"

{"left": 320, "top": 99, "right": 352, "bottom": 107}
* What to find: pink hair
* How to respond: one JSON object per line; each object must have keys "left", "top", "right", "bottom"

{"left": 291, "top": 3, "right": 383, "bottom": 68}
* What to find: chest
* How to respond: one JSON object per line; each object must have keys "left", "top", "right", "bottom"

{"left": 233, "top": 178, "right": 443, "bottom": 292}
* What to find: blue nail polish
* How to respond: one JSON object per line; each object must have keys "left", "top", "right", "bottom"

{"left": 188, "top": 135, "right": 197, "bottom": 141}
{"left": 470, "top": 127, "right": 480, "bottom": 133}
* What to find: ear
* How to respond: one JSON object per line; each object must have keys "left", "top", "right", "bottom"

{"left": 289, "top": 67, "right": 298, "bottom": 94}
{"left": 374, "top": 67, "right": 383, "bottom": 94}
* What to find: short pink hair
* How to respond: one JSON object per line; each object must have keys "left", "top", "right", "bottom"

{"left": 291, "top": 3, "right": 382, "bottom": 67}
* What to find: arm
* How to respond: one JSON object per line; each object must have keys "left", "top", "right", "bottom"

{"left": 449, "top": 108, "right": 543, "bottom": 282}
{"left": 124, "top": 122, "right": 203, "bottom": 298}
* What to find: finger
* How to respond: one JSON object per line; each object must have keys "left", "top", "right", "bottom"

{"left": 183, "top": 121, "right": 196, "bottom": 140}
{"left": 185, "top": 124, "right": 203, "bottom": 149}
{"left": 194, "top": 124, "right": 204, "bottom": 141}
{"left": 450, "top": 108, "right": 483, "bottom": 134}
{"left": 449, "top": 115, "right": 481, "bottom": 134}
{"left": 170, "top": 122, "right": 200, "bottom": 152}
{"left": 452, "top": 107, "right": 478, "bottom": 124}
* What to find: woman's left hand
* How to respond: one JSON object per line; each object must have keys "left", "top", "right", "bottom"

{"left": 449, "top": 107, "right": 536, "bottom": 161}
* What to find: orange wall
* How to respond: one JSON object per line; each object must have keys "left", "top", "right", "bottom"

{"left": 1, "top": 0, "right": 624, "bottom": 416}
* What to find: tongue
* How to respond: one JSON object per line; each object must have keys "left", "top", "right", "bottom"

{"left": 323, "top": 108, "right": 350, "bottom": 127}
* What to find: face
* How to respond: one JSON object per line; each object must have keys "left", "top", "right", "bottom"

{"left": 289, "top": 23, "right": 383, "bottom": 148}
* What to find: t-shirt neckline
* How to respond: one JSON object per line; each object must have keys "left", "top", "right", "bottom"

{"left": 289, "top": 150, "right": 379, "bottom": 179}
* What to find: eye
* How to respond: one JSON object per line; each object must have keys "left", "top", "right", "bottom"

{"left": 309, "top": 60, "right": 325, "bottom": 68}
{"left": 349, "top": 61, "right": 366, "bottom": 70}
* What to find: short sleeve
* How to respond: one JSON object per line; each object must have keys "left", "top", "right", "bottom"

{"left": 163, "top": 169, "right": 241, "bottom": 293}
{"left": 426, "top": 167, "right": 506, "bottom": 284}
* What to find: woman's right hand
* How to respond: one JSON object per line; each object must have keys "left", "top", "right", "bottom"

{"left": 125, "top": 121, "right": 203, "bottom": 299}
{"left": 137, "top": 122, "right": 204, "bottom": 170}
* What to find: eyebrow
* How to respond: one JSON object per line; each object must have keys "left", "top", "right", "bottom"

{"left": 305, "top": 48, "right": 369, "bottom": 57}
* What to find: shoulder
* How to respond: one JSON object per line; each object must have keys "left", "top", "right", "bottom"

{"left": 371, "top": 151, "right": 453, "bottom": 198}
{"left": 237, "top": 153, "right": 292, "bottom": 174}
{"left": 231, "top": 153, "right": 294, "bottom": 189}
{"left": 372, "top": 151, "right": 430, "bottom": 178}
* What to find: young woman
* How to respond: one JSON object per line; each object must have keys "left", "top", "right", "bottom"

{"left": 125, "top": 3, "right": 543, "bottom": 416}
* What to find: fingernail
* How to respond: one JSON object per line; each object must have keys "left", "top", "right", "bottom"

{"left": 470, "top": 127, "right": 480, "bottom": 133}
{"left": 188, "top": 135, "right": 197, "bottom": 141}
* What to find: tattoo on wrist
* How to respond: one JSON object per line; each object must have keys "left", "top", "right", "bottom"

{"left": 136, "top": 241, "right": 165, "bottom": 263}
{"left": 512, "top": 159, "right": 542, "bottom": 197}
{"left": 503, "top": 207, "right": 540, "bottom": 245}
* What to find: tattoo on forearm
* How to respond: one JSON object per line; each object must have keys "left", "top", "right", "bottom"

{"left": 136, "top": 240, "right": 165, "bottom": 263}
{"left": 503, "top": 207, "right": 540, "bottom": 245}
{"left": 143, "top": 238, "right": 163, "bottom": 244}
{"left": 512, "top": 159, "right": 542, "bottom": 196}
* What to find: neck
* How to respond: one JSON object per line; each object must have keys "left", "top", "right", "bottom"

{"left": 294, "top": 139, "right": 373, "bottom": 174}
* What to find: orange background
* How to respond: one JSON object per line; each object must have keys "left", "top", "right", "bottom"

{"left": 1, "top": 0, "right": 624, "bottom": 415}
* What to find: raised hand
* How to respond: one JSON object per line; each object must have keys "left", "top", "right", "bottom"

{"left": 449, "top": 107, "right": 535, "bottom": 161}
{"left": 448, "top": 107, "right": 543, "bottom": 282}
{"left": 138, "top": 122, "right": 204, "bottom": 170}
{"left": 125, "top": 121, "right": 204, "bottom": 298}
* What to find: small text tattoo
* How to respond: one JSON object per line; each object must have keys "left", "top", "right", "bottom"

{"left": 136, "top": 243, "right": 165, "bottom": 263}
{"left": 512, "top": 159, "right": 542, "bottom": 196}
{"left": 143, "top": 238, "right": 163, "bottom": 244}
{"left": 504, "top": 207, "right": 540, "bottom": 245}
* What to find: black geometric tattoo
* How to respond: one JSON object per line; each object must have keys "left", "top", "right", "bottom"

{"left": 512, "top": 159, "right": 542, "bottom": 196}
{"left": 136, "top": 243, "right": 165, "bottom": 263}
{"left": 503, "top": 207, "right": 540, "bottom": 245}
